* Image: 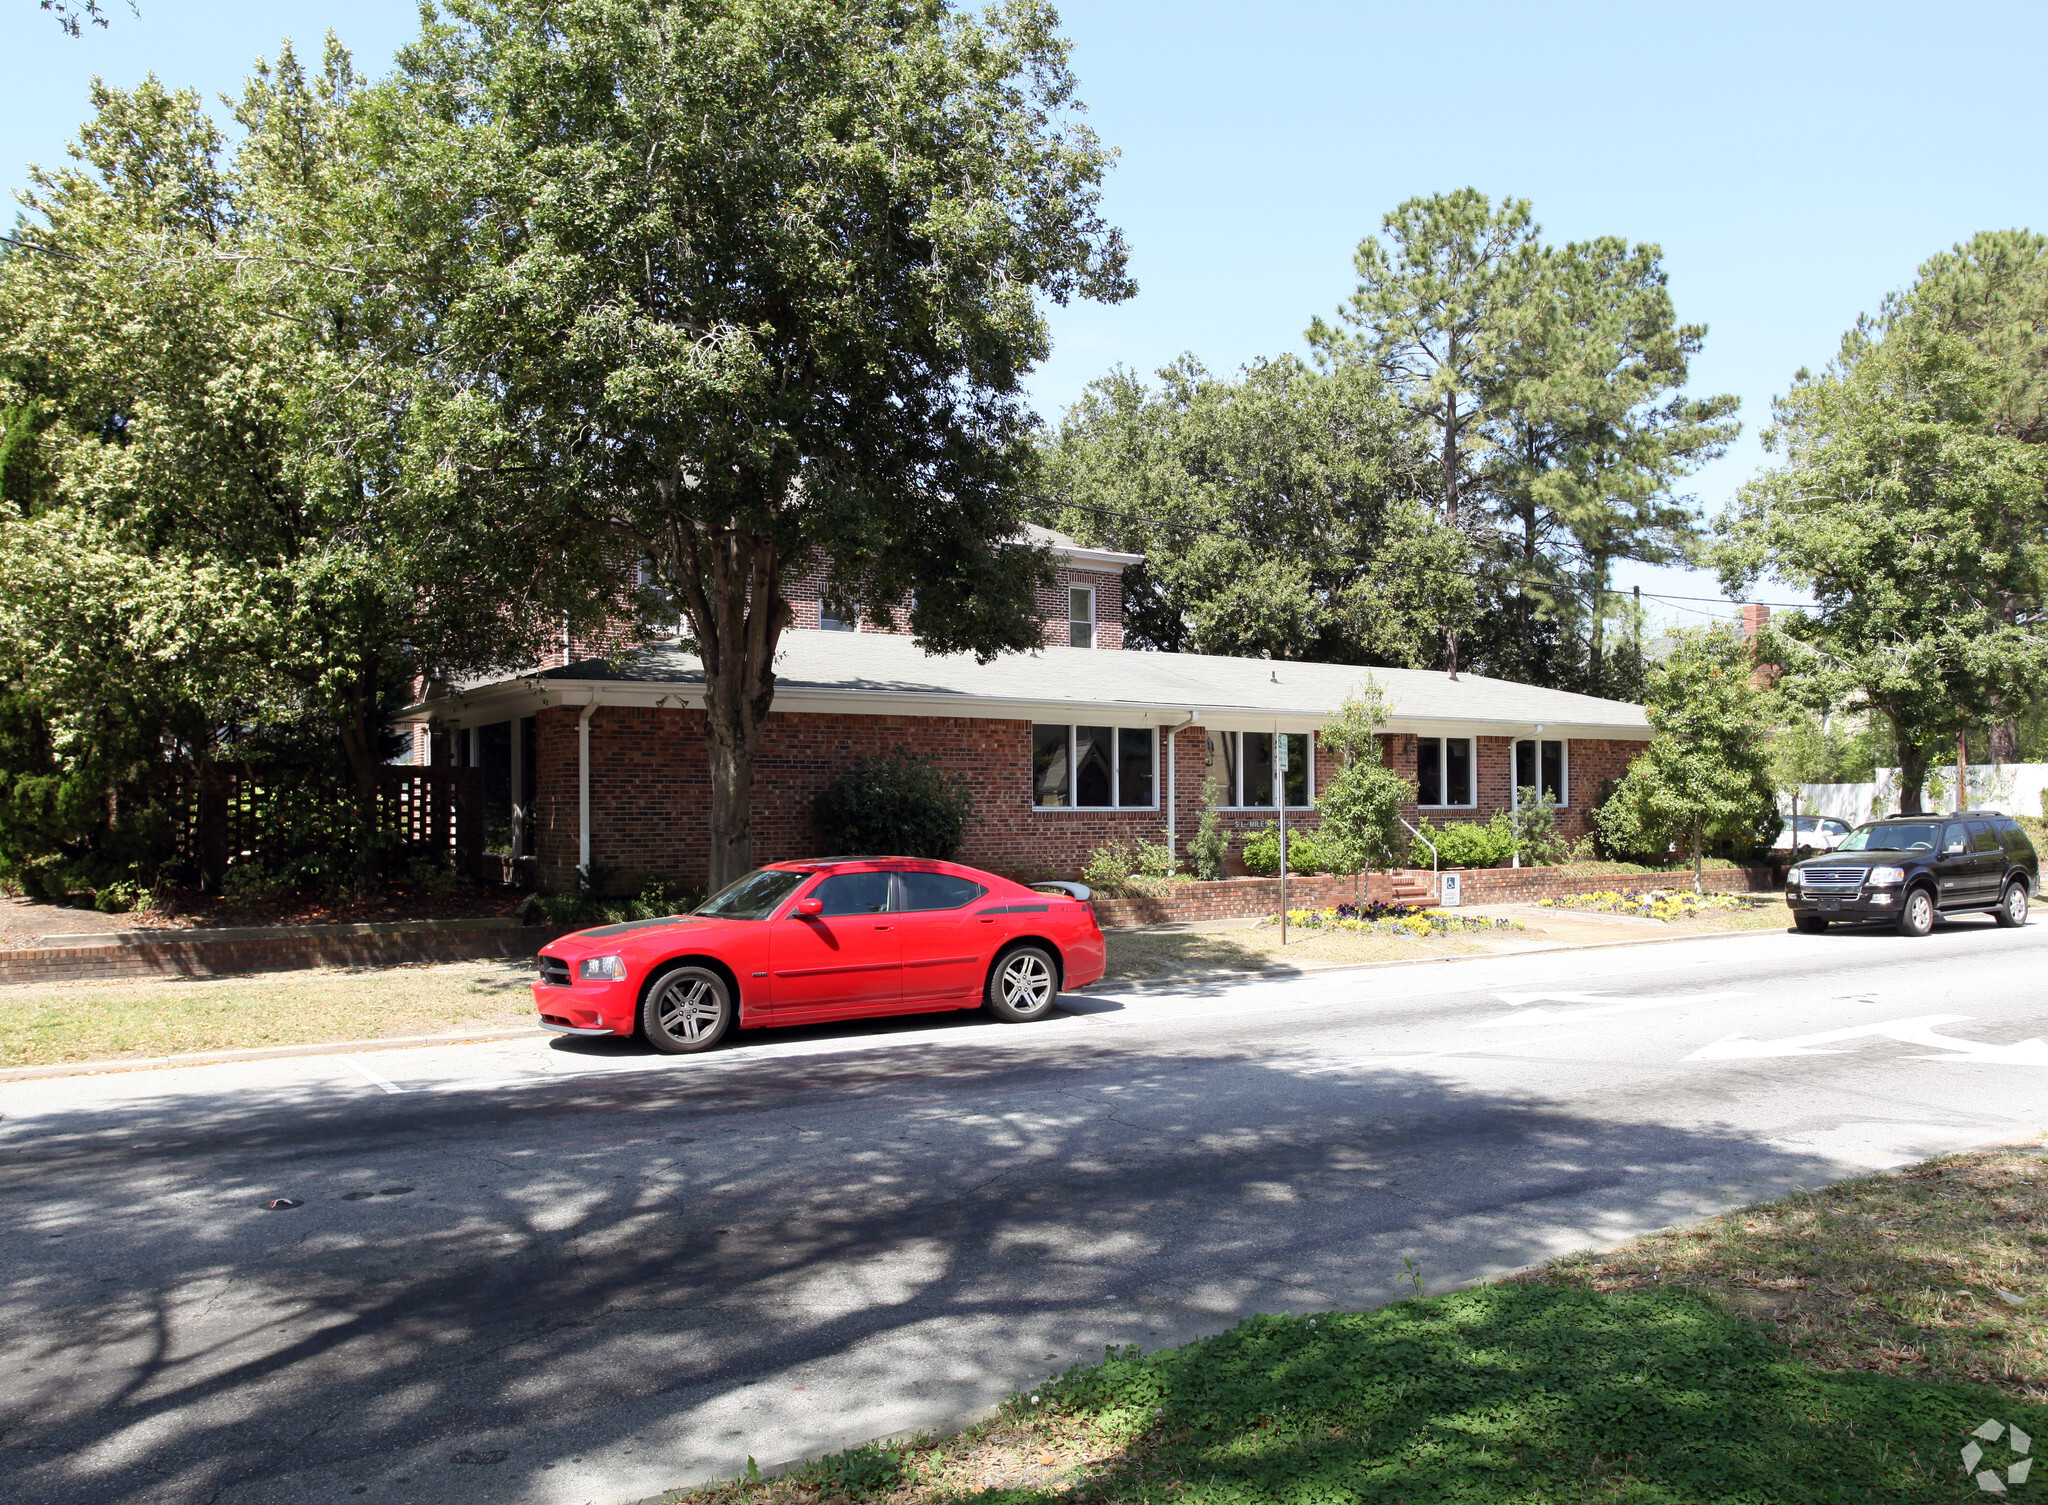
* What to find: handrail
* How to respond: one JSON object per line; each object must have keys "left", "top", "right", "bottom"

{"left": 1398, "top": 815, "right": 1439, "bottom": 897}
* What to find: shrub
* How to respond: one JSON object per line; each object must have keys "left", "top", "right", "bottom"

{"left": 1080, "top": 840, "right": 1138, "bottom": 897}
{"left": 1190, "top": 769, "right": 1230, "bottom": 879}
{"left": 530, "top": 871, "right": 700, "bottom": 927}
{"left": 813, "top": 749, "right": 974, "bottom": 859}
{"left": 1407, "top": 815, "right": 1514, "bottom": 869}
{"left": 1240, "top": 823, "right": 1327, "bottom": 875}
{"left": 1508, "top": 788, "right": 1563, "bottom": 865}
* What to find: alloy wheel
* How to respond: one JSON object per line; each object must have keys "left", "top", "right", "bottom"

{"left": 1001, "top": 952, "right": 1054, "bottom": 1011}
{"left": 657, "top": 976, "right": 722, "bottom": 1043}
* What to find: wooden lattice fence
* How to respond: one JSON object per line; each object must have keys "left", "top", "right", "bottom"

{"left": 172, "top": 766, "right": 484, "bottom": 886}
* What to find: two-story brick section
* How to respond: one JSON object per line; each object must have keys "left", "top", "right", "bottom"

{"left": 402, "top": 526, "right": 1652, "bottom": 892}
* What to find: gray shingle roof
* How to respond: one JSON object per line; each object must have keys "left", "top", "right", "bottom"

{"left": 442, "top": 631, "right": 1648, "bottom": 735}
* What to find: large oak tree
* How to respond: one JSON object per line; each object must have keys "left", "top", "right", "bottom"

{"left": 390, "top": 0, "right": 1132, "bottom": 888}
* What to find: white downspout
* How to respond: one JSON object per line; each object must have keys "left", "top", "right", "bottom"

{"left": 577, "top": 691, "right": 602, "bottom": 881}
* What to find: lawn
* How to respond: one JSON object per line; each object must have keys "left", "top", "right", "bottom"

{"left": 670, "top": 1142, "right": 2047, "bottom": 1505}
{"left": 0, "top": 957, "right": 537, "bottom": 1067}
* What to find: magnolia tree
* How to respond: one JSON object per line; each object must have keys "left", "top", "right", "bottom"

{"left": 388, "top": 0, "right": 1132, "bottom": 887}
{"left": 1594, "top": 628, "right": 1778, "bottom": 892}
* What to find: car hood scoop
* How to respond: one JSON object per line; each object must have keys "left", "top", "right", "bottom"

{"left": 573, "top": 915, "right": 705, "bottom": 939}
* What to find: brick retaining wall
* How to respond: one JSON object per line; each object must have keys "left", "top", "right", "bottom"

{"left": 0, "top": 921, "right": 581, "bottom": 986}
{"left": 1091, "top": 865, "right": 1779, "bottom": 928}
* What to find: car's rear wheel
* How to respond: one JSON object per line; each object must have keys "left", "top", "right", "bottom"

{"left": 1795, "top": 914, "right": 1828, "bottom": 934}
{"left": 640, "top": 965, "right": 734, "bottom": 1053}
{"left": 985, "top": 944, "right": 1059, "bottom": 1022}
{"left": 1996, "top": 880, "right": 2030, "bottom": 928}
{"left": 1896, "top": 888, "right": 1936, "bottom": 938}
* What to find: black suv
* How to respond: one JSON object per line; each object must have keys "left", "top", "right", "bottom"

{"left": 1786, "top": 811, "right": 2038, "bottom": 936}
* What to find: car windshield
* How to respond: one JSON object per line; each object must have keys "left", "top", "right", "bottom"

{"left": 1837, "top": 823, "right": 1939, "bottom": 853}
{"left": 694, "top": 867, "right": 808, "bottom": 921}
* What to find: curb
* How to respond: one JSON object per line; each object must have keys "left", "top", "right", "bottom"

{"left": 0, "top": 1026, "right": 539, "bottom": 1083}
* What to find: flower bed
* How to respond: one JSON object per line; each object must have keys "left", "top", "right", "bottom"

{"left": 1534, "top": 888, "right": 1767, "bottom": 922}
{"left": 1258, "top": 903, "right": 1524, "bottom": 938}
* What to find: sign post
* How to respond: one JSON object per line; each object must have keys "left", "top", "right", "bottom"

{"left": 1275, "top": 730, "right": 1289, "bottom": 945}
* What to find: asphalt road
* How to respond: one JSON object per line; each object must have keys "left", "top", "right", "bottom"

{"left": 5, "top": 917, "right": 2048, "bottom": 1505}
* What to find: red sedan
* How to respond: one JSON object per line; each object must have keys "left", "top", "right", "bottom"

{"left": 531, "top": 858, "right": 1106, "bottom": 1053}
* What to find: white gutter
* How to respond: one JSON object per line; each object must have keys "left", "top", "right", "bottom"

{"left": 577, "top": 691, "right": 602, "bottom": 878}
{"left": 1160, "top": 710, "right": 1199, "bottom": 860}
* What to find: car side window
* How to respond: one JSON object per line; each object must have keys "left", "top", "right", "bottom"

{"left": 1941, "top": 823, "right": 1971, "bottom": 856}
{"left": 1970, "top": 821, "right": 2001, "bottom": 855}
{"left": 896, "top": 873, "right": 988, "bottom": 911}
{"left": 2000, "top": 820, "right": 2032, "bottom": 857}
{"left": 1824, "top": 820, "right": 1848, "bottom": 837}
{"left": 811, "top": 872, "right": 896, "bottom": 917}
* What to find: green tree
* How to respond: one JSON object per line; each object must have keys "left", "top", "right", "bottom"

{"left": 1042, "top": 355, "right": 1468, "bottom": 663}
{"left": 1717, "top": 313, "right": 2048, "bottom": 813}
{"left": 1313, "top": 680, "right": 1416, "bottom": 879}
{"left": 391, "top": 0, "right": 1131, "bottom": 887}
{"left": 1593, "top": 628, "right": 1778, "bottom": 892}
{"left": 1308, "top": 190, "right": 1539, "bottom": 676}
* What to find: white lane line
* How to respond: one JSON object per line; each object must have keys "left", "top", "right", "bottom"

{"left": 341, "top": 1056, "right": 405, "bottom": 1094}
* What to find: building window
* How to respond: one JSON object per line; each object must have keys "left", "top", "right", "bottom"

{"left": 1032, "top": 725, "right": 1157, "bottom": 808}
{"left": 1203, "top": 730, "right": 1313, "bottom": 809}
{"left": 1417, "top": 736, "right": 1474, "bottom": 807}
{"left": 1068, "top": 587, "right": 1095, "bottom": 648}
{"left": 1514, "top": 738, "right": 1567, "bottom": 806}
{"left": 820, "top": 596, "right": 858, "bottom": 632}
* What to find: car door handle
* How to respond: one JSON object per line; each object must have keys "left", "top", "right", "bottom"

{"left": 873, "top": 924, "right": 893, "bottom": 931}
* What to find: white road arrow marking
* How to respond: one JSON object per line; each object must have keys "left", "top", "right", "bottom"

{"left": 1686, "top": 1015, "right": 2048, "bottom": 1065}
{"left": 1478, "top": 990, "right": 1751, "bottom": 1028}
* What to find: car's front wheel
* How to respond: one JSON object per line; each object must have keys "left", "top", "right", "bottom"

{"left": 640, "top": 965, "right": 734, "bottom": 1053}
{"left": 1896, "top": 888, "right": 1936, "bottom": 938}
{"left": 1996, "top": 880, "right": 2030, "bottom": 929}
{"left": 985, "top": 944, "right": 1060, "bottom": 1022}
{"left": 1795, "top": 914, "right": 1829, "bottom": 935}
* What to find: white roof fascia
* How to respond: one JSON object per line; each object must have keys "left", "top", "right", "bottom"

{"left": 1054, "top": 546, "right": 1143, "bottom": 572}
{"left": 402, "top": 678, "right": 1651, "bottom": 740}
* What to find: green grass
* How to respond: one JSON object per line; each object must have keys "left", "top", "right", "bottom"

{"left": 0, "top": 957, "right": 537, "bottom": 1066}
{"left": 673, "top": 1147, "right": 2048, "bottom": 1505}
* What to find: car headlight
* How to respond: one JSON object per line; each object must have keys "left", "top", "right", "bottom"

{"left": 578, "top": 955, "right": 627, "bottom": 981}
{"left": 1866, "top": 866, "right": 1905, "bottom": 886}
{"left": 1786, "top": 868, "right": 1802, "bottom": 886}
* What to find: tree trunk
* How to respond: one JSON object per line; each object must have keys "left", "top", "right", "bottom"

{"left": 1955, "top": 729, "right": 1971, "bottom": 814}
{"left": 334, "top": 663, "right": 386, "bottom": 870}
{"left": 1692, "top": 816, "right": 1703, "bottom": 896}
{"left": 1441, "top": 382, "right": 1460, "bottom": 681}
{"left": 668, "top": 509, "right": 790, "bottom": 894}
{"left": 1991, "top": 717, "right": 2018, "bottom": 766}
{"left": 1895, "top": 735, "right": 1930, "bottom": 816}
{"left": 1587, "top": 555, "right": 1609, "bottom": 695}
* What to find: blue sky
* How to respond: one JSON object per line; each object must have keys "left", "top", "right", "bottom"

{"left": 7, "top": 0, "right": 2043, "bottom": 627}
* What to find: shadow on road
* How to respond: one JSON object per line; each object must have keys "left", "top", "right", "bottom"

{"left": 0, "top": 1021, "right": 1883, "bottom": 1505}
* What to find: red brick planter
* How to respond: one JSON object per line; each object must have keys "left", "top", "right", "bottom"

{"left": 1090, "top": 866, "right": 1778, "bottom": 928}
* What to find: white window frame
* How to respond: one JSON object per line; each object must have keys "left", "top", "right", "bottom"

{"left": 1510, "top": 738, "right": 1570, "bottom": 810}
{"left": 1031, "top": 724, "right": 1159, "bottom": 811}
{"left": 818, "top": 595, "right": 859, "bottom": 632}
{"left": 1416, "top": 736, "right": 1476, "bottom": 809}
{"left": 1068, "top": 586, "right": 1095, "bottom": 649}
{"left": 1204, "top": 730, "right": 1315, "bottom": 811}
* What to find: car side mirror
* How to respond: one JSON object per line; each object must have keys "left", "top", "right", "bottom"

{"left": 794, "top": 896, "right": 824, "bottom": 917}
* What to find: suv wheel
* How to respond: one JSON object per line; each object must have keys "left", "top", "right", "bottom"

{"left": 1896, "top": 887, "right": 1936, "bottom": 938}
{"left": 1995, "top": 881, "right": 2030, "bottom": 929}
{"left": 1795, "top": 914, "right": 1828, "bottom": 935}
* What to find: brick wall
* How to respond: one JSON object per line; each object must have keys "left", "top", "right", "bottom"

{"left": 533, "top": 709, "right": 1655, "bottom": 894}
{"left": 1380, "top": 732, "right": 1646, "bottom": 843}
{"left": 0, "top": 922, "right": 581, "bottom": 987}
{"left": 1091, "top": 864, "right": 1779, "bottom": 928}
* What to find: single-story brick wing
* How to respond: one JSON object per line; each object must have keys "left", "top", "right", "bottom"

{"left": 401, "top": 530, "right": 1651, "bottom": 891}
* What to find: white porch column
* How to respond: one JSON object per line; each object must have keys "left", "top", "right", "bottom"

{"left": 509, "top": 717, "right": 527, "bottom": 859}
{"left": 577, "top": 693, "right": 602, "bottom": 878}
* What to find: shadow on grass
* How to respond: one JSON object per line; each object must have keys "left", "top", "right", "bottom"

{"left": 985, "top": 1284, "right": 2040, "bottom": 1503}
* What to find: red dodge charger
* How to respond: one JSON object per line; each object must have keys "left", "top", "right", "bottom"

{"left": 531, "top": 857, "right": 1106, "bottom": 1052}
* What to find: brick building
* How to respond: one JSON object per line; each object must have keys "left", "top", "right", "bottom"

{"left": 403, "top": 527, "right": 1652, "bottom": 893}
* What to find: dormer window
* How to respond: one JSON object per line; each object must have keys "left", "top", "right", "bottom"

{"left": 1068, "top": 587, "right": 1095, "bottom": 649}
{"left": 820, "top": 596, "right": 858, "bottom": 632}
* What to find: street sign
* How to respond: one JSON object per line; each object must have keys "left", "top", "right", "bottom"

{"left": 1275, "top": 737, "right": 1289, "bottom": 772}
